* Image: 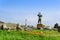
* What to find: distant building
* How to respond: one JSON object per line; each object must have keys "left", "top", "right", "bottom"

{"left": 0, "top": 21, "right": 4, "bottom": 23}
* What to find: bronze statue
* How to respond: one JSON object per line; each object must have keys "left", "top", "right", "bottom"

{"left": 37, "top": 12, "right": 42, "bottom": 24}
{"left": 37, "top": 12, "right": 43, "bottom": 29}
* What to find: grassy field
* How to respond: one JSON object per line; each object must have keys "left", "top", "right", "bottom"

{"left": 0, "top": 30, "right": 60, "bottom": 40}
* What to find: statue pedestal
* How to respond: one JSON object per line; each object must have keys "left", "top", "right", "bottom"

{"left": 37, "top": 24, "right": 43, "bottom": 29}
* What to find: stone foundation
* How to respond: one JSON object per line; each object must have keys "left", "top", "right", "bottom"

{"left": 37, "top": 24, "right": 43, "bottom": 29}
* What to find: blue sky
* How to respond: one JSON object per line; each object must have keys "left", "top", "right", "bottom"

{"left": 0, "top": 0, "right": 60, "bottom": 27}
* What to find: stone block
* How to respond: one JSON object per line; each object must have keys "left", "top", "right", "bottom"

{"left": 37, "top": 24, "right": 43, "bottom": 29}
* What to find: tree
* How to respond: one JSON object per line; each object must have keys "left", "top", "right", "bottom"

{"left": 1, "top": 25, "right": 4, "bottom": 30}
{"left": 16, "top": 24, "right": 20, "bottom": 30}
{"left": 54, "top": 23, "right": 58, "bottom": 28}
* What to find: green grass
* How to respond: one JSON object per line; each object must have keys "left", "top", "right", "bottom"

{"left": 0, "top": 30, "right": 60, "bottom": 40}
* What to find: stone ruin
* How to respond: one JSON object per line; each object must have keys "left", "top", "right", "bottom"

{"left": 0, "top": 21, "right": 21, "bottom": 30}
{"left": 0, "top": 21, "right": 33, "bottom": 32}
